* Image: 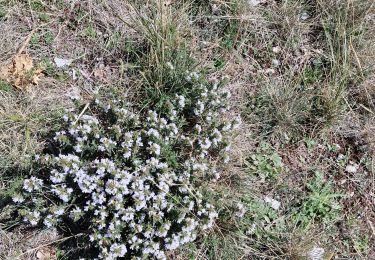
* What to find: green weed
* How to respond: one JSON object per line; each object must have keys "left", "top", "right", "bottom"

{"left": 353, "top": 236, "right": 370, "bottom": 255}
{"left": 38, "top": 58, "right": 57, "bottom": 76}
{"left": 304, "top": 137, "right": 317, "bottom": 151}
{"left": 105, "top": 31, "right": 121, "bottom": 50}
{"left": 39, "top": 13, "right": 50, "bottom": 23}
{"left": 242, "top": 197, "right": 286, "bottom": 242}
{"left": 0, "top": 6, "right": 7, "bottom": 18}
{"left": 81, "top": 24, "right": 97, "bottom": 39}
{"left": 301, "top": 60, "right": 325, "bottom": 85}
{"left": 30, "top": 0, "right": 43, "bottom": 11}
{"left": 30, "top": 33, "right": 39, "bottom": 48}
{"left": 292, "top": 172, "right": 342, "bottom": 229}
{"left": 43, "top": 30, "right": 54, "bottom": 45}
{"left": 0, "top": 80, "right": 14, "bottom": 93}
{"left": 246, "top": 143, "right": 283, "bottom": 181}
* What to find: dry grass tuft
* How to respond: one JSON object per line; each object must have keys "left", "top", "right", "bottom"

{"left": 0, "top": 83, "right": 70, "bottom": 174}
{"left": 0, "top": 228, "right": 58, "bottom": 259}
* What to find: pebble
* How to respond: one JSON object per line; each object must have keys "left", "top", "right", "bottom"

{"left": 264, "top": 196, "right": 281, "bottom": 210}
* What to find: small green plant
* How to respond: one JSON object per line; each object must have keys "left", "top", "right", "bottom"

{"left": 240, "top": 198, "right": 286, "bottom": 242}
{"left": 301, "top": 60, "right": 324, "bottom": 85}
{"left": 304, "top": 137, "right": 317, "bottom": 151}
{"left": 30, "top": 33, "right": 39, "bottom": 48}
{"left": 30, "top": 0, "right": 44, "bottom": 11}
{"left": 214, "top": 56, "right": 227, "bottom": 70}
{"left": 82, "top": 24, "right": 97, "bottom": 39}
{"left": 0, "top": 80, "right": 14, "bottom": 92}
{"left": 0, "top": 6, "right": 7, "bottom": 18}
{"left": 246, "top": 143, "right": 283, "bottom": 181}
{"left": 43, "top": 30, "right": 54, "bottom": 45}
{"left": 39, "top": 13, "right": 50, "bottom": 23}
{"left": 38, "top": 58, "right": 56, "bottom": 76}
{"left": 106, "top": 31, "right": 121, "bottom": 50}
{"left": 353, "top": 236, "right": 369, "bottom": 255}
{"left": 325, "top": 141, "right": 341, "bottom": 153}
{"left": 293, "top": 172, "right": 341, "bottom": 229}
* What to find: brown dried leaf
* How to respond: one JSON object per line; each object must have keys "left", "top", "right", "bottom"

{"left": 32, "top": 68, "right": 44, "bottom": 85}
{"left": 0, "top": 53, "right": 43, "bottom": 90}
{"left": 93, "top": 63, "right": 109, "bottom": 82}
{"left": 36, "top": 249, "right": 55, "bottom": 260}
{"left": 0, "top": 66, "right": 9, "bottom": 80}
{"left": 0, "top": 29, "right": 42, "bottom": 90}
{"left": 13, "top": 53, "right": 33, "bottom": 74}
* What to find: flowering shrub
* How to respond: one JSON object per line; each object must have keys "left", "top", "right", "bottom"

{"left": 16, "top": 72, "right": 240, "bottom": 259}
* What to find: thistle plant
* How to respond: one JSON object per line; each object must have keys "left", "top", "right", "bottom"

{"left": 16, "top": 71, "right": 240, "bottom": 259}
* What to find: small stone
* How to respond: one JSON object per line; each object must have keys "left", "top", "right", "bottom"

{"left": 71, "top": 69, "right": 77, "bottom": 81}
{"left": 345, "top": 164, "right": 357, "bottom": 174}
{"left": 36, "top": 250, "right": 51, "bottom": 260}
{"left": 272, "top": 59, "right": 280, "bottom": 67}
{"left": 264, "top": 68, "right": 275, "bottom": 74}
{"left": 249, "top": 0, "right": 261, "bottom": 6}
{"left": 264, "top": 196, "right": 281, "bottom": 210}
{"left": 300, "top": 11, "right": 310, "bottom": 21}
{"left": 54, "top": 57, "right": 73, "bottom": 68}
{"left": 272, "top": 46, "right": 281, "bottom": 53}
{"left": 307, "top": 247, "right": 325, "bottom": 260}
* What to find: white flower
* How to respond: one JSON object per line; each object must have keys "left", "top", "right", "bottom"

{"left": 12, "top": 194, "right": 25, "bottom": 203}
{"left": 30, "top": 219, "right": 38, "bottom": 226}
{"left": 232, "top": 115, "right": 242, "bottom": 129}
{"left": 136, "top": 136, "right": 143, "bottom": 147}
{"left": 176, "top": 95, "right": 185, "bottom": 108}
{"left": 194, "top": 101, "right": 205, "bottom": 115}
{"left": 166, "top": 62, "right": 174, "bottom": 70}
{"left": 43, "top": 216, "right": 53, "bottom": 228}
{"left": 199, "top": 138, "right": 212, "bottom": 150}
{"left": 147, "top": 128, "right": 160, "bottom": 139}
{"left": 28, "top": 211, "right": 40, "bottom": 226}
{"left": 272, "top": 46, "right": 281, "bottom": 53}
{"left": 110, "top": 243, "right": 127, "bottom": 257}
{"left": 74, "top": 144, "right": 82, "bottom": 152}
{"left": 123, "top": 150, "right": 132, "bottom": 159}
{"left": 149, "top": 142, "right": 161, "bottom": 156}
{"left": 23, "top": 177, "right": 43, "bottom": 192}
{"left": 68, "top": 92, "right": 80, "bottom": 100}
{"left": 235, "top": 202, "right": 246, "bottom": 217}
{"left": 246, "top": 223, "right": 257, "bottom": 235}
{"left": 147, "top": 110, "right": 158, "bottom": 122}
{"left": 54, "top": 208, "right": 65, "bottom": 216}
{"left": 194, "top": 124, "right": 202, "bottom": 133}
{"left": 211, "top": 128, "right": 222, "bottom": 145}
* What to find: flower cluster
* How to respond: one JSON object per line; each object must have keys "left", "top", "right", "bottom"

{"left": 18, "top": 73, "right": 240, "bottom": 259}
